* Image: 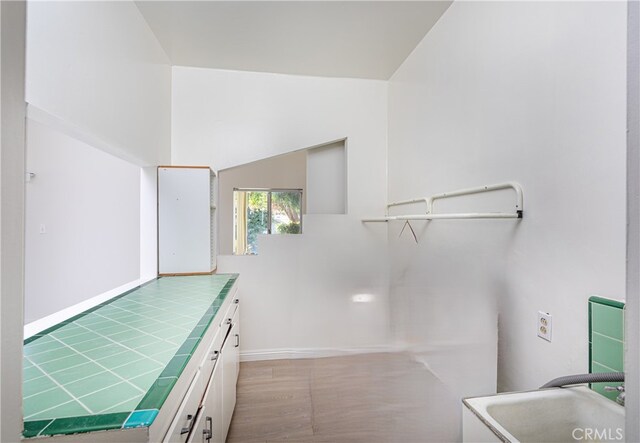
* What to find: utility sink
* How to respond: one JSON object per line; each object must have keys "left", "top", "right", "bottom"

{"left": 463, "top": 386, "right": 625, "bottom": 442}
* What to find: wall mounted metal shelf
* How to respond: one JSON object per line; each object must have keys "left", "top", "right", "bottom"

{"left": 362, "top": 182, "right": 523, "bottom": 222}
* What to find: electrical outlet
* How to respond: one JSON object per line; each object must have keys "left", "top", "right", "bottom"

{"left": 537, "top": 311, "right": 552, "bottom": 342}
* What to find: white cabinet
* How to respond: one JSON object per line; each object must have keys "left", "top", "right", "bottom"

{"left": 158, "top": 166, "right": 217, "bottom": 275}
{"left": 165, "top": 294, "right": 240, "bottom": 443}
{"left": 221, "top": 305, "right": 240, "bottom": 441}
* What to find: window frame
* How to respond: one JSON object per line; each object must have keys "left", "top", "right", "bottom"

{"left": 233, "top": 187, "right": 303, "bottom": 255}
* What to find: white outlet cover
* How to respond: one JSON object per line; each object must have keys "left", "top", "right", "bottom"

{"left": 537, "top": 311, "right": 552, "bottom": 342}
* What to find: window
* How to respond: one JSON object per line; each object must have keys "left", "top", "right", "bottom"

{"left": 233, "top": 189, "right": 302, "bottom": 255}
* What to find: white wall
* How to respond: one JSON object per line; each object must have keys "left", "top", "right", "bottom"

{"left": 306, "top": 141, "right": 346, "bottom": 215}
{"left": 25, "top": 119, "right": 140, "bottom": 323}
{"left": 0, "top": 1, "right": 26, "bottom": 440}
{"left": 626, "top": 1, "right": 640, "bottom": 438}
{"left": 23, "top": 1, "right": 171, "bottom": 326}
{"left": 172, "top": 67, "right": 391, "bottom": 356}
{"left": 388, "top": 0, "right": 627, "bottom": 396}
{"left": 26, "top": 0, "right": 171, "bottom": 167}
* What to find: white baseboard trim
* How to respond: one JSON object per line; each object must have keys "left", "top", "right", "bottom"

{"left": 24, "top": 277, "right": 155, "bottom": 339}
{"left": 240, "top": 344, "right": 402, "bottom": 362}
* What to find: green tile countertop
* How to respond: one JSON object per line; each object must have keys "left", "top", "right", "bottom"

{"left": 22, "top": 274, "right": 239, "bottom": 439}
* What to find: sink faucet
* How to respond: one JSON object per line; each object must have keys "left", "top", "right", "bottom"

{"left": 604, "top": 385, "right": 625, "bottom": 406}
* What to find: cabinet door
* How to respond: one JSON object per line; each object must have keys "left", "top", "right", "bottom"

{"left": 158, "top": 167, "right": 212, "bottom": 274}
{"left": 221, "top": 306, "right": 240, "bottom": 441}
{"left": 202, "top": 361, "right": 224, "bottom": 443}
{"left": 163, "top": 371, "right": 203, "bottom": 443}
{"left": 186, "top": 406, "right": 207, "bottom": 443}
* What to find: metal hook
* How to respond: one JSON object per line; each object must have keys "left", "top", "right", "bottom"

{"left": 399, "top": 220, "right": 418, "bottom": 244}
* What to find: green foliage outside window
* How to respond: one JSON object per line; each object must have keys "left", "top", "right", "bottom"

{"left": 238, "top": 189, "right": 302, "bottom": 255}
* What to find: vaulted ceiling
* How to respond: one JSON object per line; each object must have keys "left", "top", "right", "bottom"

{"left": 136, "top": 1, "right": 451, "bottom": 80}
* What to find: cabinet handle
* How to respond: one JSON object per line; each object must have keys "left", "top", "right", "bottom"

{"left": 203, "top": 416, "right": 213, "bottom": 442}
{"left": 210, "top": 350, "right": 219, "bottom": 361}
{"left": 235, "top": 334, "right": 239, "bottom": 348}
{"left": 180, "top": 414, "right": 195, "bottom": 435}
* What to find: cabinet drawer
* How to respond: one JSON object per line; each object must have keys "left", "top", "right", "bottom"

{"left": 199, "top": 325, "right": 224, "bottom": 385}
{"left": 221, "top": 299, "right": 239, "bottom": 330}
{"left": 163, "top": 370, "right": 203, "bottom": 443}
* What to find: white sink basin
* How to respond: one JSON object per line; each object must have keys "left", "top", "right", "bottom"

{"left": 463, "top": 386, "right": 625, "bottom": 442}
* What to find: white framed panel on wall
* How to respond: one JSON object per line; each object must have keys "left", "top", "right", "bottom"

{"left": 158, "top": 166, "right": 216, "bottom": 275}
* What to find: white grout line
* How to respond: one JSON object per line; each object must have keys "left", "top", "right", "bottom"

{"left": 49, "top": 336, "right": 146, "bottom": 396}
{"left": 94, "top": 367, "right": 163, "bottom": 415}
{"left": 25, "top": 399, "right": 79, "bottom": 421}
{"left": 100, "top": 303, "right": 192, "bottom": 331}
{"left": 24, "top": 385, "right": 58, "bottom": 400}
{"left": 93, "top": 310, "right": 190, "bottom": 343}
{"left": 37, "top": 419, "right": 55, "bottom": 437}
{"left": 592, "top": 360, "right": 622, "bottom": 373}
{"left": 592, "top": 330, "right": 624, "bottom": 344}
{"left": 115, "top": 298, "right": 198, "bottom": 322}
{"left": 26, "top": 339, "right": 116, "bottom": 358}
{"left": 24, "top": 356, "right": 94, "bottom": 417}
{"left": 73, "top": 324, "right": 166, "bottom": 366}
{"left": 96, "top": 394, "right": 144, "bottom": 416}
{"left": 26, "top": 354, "right": 140, "bottom": 394}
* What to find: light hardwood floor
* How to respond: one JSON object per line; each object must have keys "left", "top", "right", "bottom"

{"left": 226, "top": 353, "right": 460, "bottom": 443}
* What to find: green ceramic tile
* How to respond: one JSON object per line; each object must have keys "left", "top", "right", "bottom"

{"left": 24, "top": 375, "right": 57, "bottom": 398}
{"left": 143, "top": 327, "right": 188, "bottom": 341}
{"left": 71, "top": 337, "right": 114, "bottom": 353}
{"left": 57, "top": 331, "right": 102, "bottom": 346}
{"left": 148, "top": 348, "right": 178, "bottom": 362}
{"left": 50, "top": 324, "right": 86, "bottom": 339}
{"left": 129, "top": 371, "right": 161, "bottom": 391}
{"left": 136, "top": 341, "right": 175, "bottom": 357}
{"left": 91, "top": 320, "right": 125, "bottom": 333}
{"left": 27, "top": 400, "right": 90, "bottom": 421}
{"left": 64, "top": 371, "right": 123, "bottom": 398}
{"left": 111, "top": 359, "right": 162, "bottom": 380}
{"left": 98, "top": 395, "right": 143, "bottom": 414}
{"left": 39, "top": 412, "right": 130, "bottom": 436}
{"left": 23, "top": 387, "right": 75, "bottom": 418}
{"left": 79, "top": 382, "right": 142, "bottom": 413}
{"left": 97, "top": 349, "right": 142, "bottom": 368}
{"left": 86, "top": 325, "right": 124, "bottom": 338}
{"left": 136, "top": 322, "right": 175, "bottom": 335}
{"left": 83, "top": 344, "right": 129, "bottom": 361}
{"left": 106, "top": 328, "right": 144, "bottom": 342}
{"left": 159, "top": 355, "right": 190, "bottom": 378}
{"left": 592, "top": 333, "right": 624, "bottom": 371}
{"left": 591, "top": 302, "right": 624, "bottom": 341}
{"left": 123, "top": 318, "right": 157, "bottom": 329}
{"left": 24, "top": 337, "right": 63, "bottom": 356}
{"left": 74, "top": 314, "right": 110, "bottom": 328}
{"left": 123, "top": 409, "right": 158, "bottom": 428}
{"left": 120, "top": 335, "right": 161, "bottom": 349}
{"left": 166, "top": 333, "right": 190, "bottom": 345}
{"left": 188, "top": 325, "right": 207, "bottom": 339}
{"left": 21, "top": 274, "right": 238, "bottom": 429}
{"left": 591, "top": 363, "right": 624, "bottom": 402}
{"left": 28, "top": 347, "right": 77, "bottom": 365}
{"left": 49, "top": 362, "right": 104, "bottom": 385}
{"left": 23, "top": 419, "right": 53, "bottom": 438}
{"left": 24, "top": 364, "right": 45, "bottom": 382}
{"left": 135, "top": 377, "right": 177, "bottom": 410}
{"left": 39, "top": 354, "right": 91, "bottom": 374}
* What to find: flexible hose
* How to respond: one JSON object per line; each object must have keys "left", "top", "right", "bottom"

{"left": 540, "top": 372, "right": 624, "bottom": 389}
